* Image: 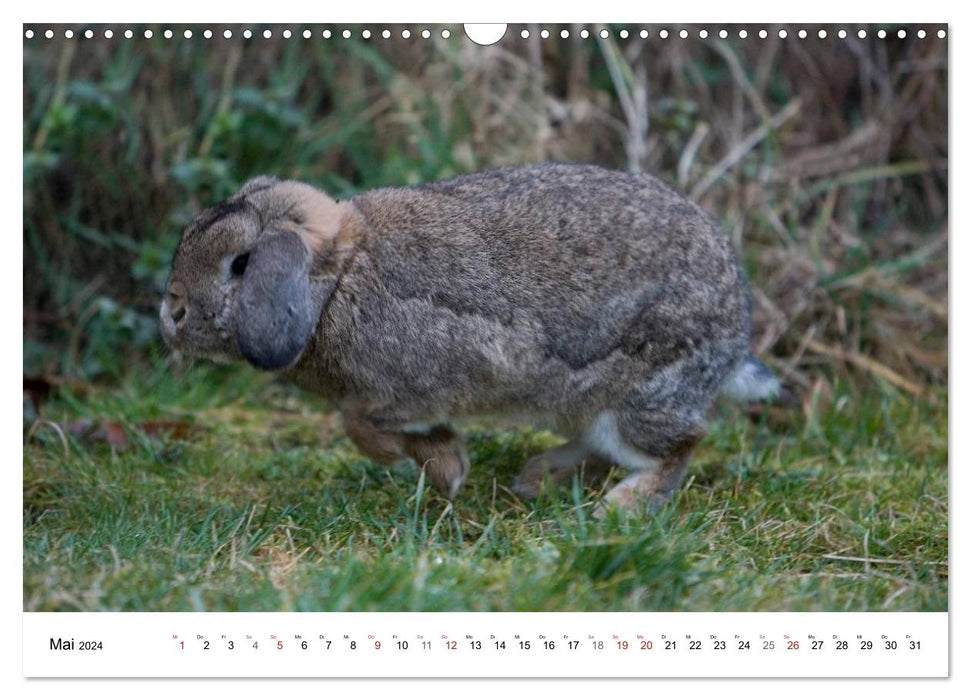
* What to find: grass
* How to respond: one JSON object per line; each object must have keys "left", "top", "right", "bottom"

{"left": 23, "top": 362, "right": 947, "bottom": 612}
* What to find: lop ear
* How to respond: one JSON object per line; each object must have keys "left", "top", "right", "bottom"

{"left": 236, "top": 230, "right": 316, "bottom": 370}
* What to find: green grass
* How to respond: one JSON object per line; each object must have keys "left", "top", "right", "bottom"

{"left": 23, "top": 363, "right": 947, "bottom": 612}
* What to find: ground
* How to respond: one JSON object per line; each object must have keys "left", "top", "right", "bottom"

{"left": 23, "top": 362, "right": 948, "bottom": 612}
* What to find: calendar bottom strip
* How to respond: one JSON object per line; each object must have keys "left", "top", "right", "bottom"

{"left": 23, "top": 611, "right": 948, "bottom": 678}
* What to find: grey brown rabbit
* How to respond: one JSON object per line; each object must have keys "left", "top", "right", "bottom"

{"left": 161, "top": 164, "right": 778, "bottom": 513}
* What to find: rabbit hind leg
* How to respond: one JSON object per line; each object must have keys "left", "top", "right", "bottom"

{"left": 584, "top": 408, "right": 705, "bottom": 517}
{"left": 591, "top": 441, "right": 699, "bottom": 517}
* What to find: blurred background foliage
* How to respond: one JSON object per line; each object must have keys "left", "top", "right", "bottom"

{"left": 23, "top": 23, "right": 947, "bottom": 405}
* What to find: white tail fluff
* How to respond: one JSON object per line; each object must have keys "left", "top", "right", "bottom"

{"left": 721, "top": 355, "right": 780, "bottom": 402}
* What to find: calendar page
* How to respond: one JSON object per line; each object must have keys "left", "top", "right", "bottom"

{"left": 21, "top": 7, "right": 951, "bottom": 684}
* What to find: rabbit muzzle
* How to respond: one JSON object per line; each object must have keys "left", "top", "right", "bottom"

{"left": 159, "top": 281, "right": 188, "bottom": 349}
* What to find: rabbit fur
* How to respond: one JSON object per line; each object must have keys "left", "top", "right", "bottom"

{"left": 161, "top": 164, "right": 778, "bottom": 513}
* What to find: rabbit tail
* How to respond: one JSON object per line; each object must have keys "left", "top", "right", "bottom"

{"left": 720, "top": 355, "right": 780, "bottom": 402}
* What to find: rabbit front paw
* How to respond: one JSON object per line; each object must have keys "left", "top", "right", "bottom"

{"left": 403, "top": 426, "right": 470, "bottom": 499}
{"left": 512, "top": 442, "right": 614, "bottom": 498}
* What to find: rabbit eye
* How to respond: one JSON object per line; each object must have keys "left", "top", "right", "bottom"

{"left": 230, "top": 253, "right": 250, "bottom": 276}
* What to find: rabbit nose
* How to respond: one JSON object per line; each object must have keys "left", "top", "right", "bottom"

{"left": 167, "top": 282, "right": 187, "bottom": 325}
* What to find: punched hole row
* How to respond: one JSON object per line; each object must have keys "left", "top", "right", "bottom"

{"left": 24, "top": 27, "right": 948, "bottom": 41}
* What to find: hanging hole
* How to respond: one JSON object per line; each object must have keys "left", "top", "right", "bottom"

{"left": 463, "top": 23, "right": 507, "bottom": 45}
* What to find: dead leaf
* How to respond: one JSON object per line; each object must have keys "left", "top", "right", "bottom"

{"left": 60, "top": 419, "right": 197, "bottom": 451}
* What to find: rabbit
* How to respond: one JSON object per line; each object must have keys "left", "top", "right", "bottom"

{"left": 160, "top": 163, "right": 779, "bottom": 514}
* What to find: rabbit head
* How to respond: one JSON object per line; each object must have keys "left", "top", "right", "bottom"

{"left": 160, "top": 176, "right": 358, "bottom": 370}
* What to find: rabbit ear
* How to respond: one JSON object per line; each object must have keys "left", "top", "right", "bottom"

{"left": 236, "top": 229, "right": 316, "bottom": 370}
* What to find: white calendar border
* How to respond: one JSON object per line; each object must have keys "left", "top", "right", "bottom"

{"left": 9, "top": 0, "right": 961, "bottom": 695}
